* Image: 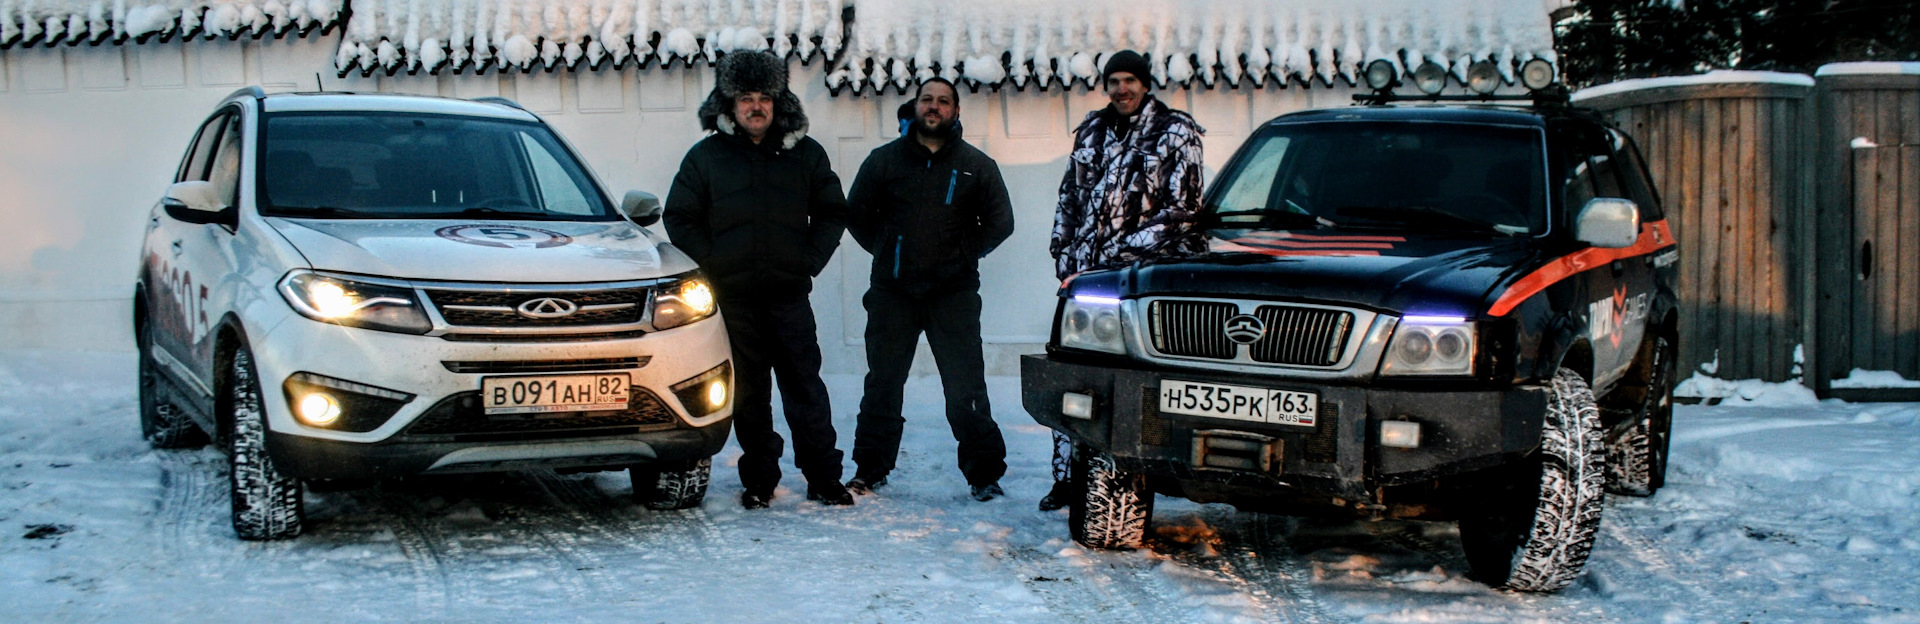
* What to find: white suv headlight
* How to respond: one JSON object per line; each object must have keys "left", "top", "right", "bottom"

{"left": 651, "top": 275, "right": 717, "bottom": 330}
{"left": 278, "top": 271, "right": 432, "bottom": 335}
{"left": 1059, "top": 295, "right": 1127, "bottom": 355}
{"left": 1380, "top": 316, "right": 1476, "bottom": 376}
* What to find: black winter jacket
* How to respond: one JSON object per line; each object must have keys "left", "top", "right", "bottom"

{"left": 664, "top": 132, "right": 848, "bottom": 300}
{"left": 847, "top": 134, "right": 1014, "bottom": 294}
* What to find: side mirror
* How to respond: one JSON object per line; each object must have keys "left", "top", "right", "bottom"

{"left": 162, "top": 181, "right": 232, "bottom": 225}
{"left": 1574, "top": 197, "right": 1640, "bottom": 248}
{"left": 621, "top": 190, "right": 663, "bottom": 226}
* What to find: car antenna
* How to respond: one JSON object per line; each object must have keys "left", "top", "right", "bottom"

{"left": 314, "top": 72, "right": 325, "bottom": 93}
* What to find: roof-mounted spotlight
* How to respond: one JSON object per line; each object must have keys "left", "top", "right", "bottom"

{"left": 1363, "top": 59, "right": 1398, "bottom": 91}
{"left": 1466, "top": 60, "right": 1501, "bottom": 95}
{"left": 1412, "top": 62, "right": 1447, "bottom": 95}
{"left": 1520, "top": 58, "right": 1556, "bottom": 91}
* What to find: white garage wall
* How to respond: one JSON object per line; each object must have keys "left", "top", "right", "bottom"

{"left": 0, "top": 38, "right": 1358, "bottom": 374}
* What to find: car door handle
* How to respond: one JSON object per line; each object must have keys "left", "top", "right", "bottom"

{"left": 170, "top": 241, "right": 183, "bottom": 256}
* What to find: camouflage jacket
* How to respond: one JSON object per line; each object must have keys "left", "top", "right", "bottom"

{"left": 1050, "top": 95, "right": 1207, "bottom": 280}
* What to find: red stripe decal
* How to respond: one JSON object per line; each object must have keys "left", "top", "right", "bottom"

{"left": 1215, "top": 241, "right": 1382, "bottom": 257}
{"left": 1240, "top": 231, "right": 1408, "bottom": 243}
{"left": 1487, "top": 220, "right": 1675, "bottom": 317}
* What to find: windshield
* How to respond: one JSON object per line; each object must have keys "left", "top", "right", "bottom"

{"left": 258, "top": 112, "right": 616, "bottom": 220}
{"left": 1207, "top": 120, "right": 1548, "bottom": 236}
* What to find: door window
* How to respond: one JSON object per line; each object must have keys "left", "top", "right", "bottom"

{"left": 206, "top": 113, "right": 244, "bottom": 209}
{"left": 176, "top": 112, "right": 229, "bottom": 183}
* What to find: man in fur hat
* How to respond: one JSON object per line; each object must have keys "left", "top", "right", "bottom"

{"left": 1041, "top": 49, "right": 1208, "bottom": 511}
{"left": 665, "top": 50, "right": 853, "bottom": 508}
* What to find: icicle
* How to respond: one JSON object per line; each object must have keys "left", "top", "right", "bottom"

{"left": 420, "top": 39, "right": 447, "bottom": 69}
{"left": 962, "top": 54, "right": 1003, "bottom": 85}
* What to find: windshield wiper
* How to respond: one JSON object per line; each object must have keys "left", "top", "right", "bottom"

{"left": 1335, "top": 205, "right": 1516, "bottom": 236}
{"left": 1208, "top": 206, "right": 1339, "bottom": 229}
{"left": 268, "top": 205, "right": 362, "bottom": 218}
{"left": 409, "top": 207, "right": 555, "bottom": 219}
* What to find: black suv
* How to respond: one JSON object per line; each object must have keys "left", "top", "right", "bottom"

{"left": 1022, "top": 99, "right": 1678, "bottom": 592}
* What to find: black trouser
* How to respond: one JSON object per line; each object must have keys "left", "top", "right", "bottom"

{"left": 851, "top": 284, "right": 1007, "bottom": 487}
{"left": 719, "top": 294, "right": 843, "bottom": 494}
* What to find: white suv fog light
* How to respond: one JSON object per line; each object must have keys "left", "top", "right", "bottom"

{"left": 1062, "top": 392, "right": 1094, "bottom": 420}
{"left": 297, "top": 392, "right": 342, "bottom": 426}
{"left": 706, "top": 379, "right": 728, "bottom": 408}
{"left": 1380, "top": 420, "right": 1422, "bottom": 449}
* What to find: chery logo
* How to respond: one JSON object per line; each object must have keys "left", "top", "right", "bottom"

{"left": 516, "top": 297, "right": 579, "bottom": 319}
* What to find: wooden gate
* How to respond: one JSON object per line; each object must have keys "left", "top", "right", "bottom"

{"left": 1815, "top": 70, "right": 1920, "bottom": 398}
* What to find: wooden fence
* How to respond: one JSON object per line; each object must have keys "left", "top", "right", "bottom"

{"left": 1577, "top": 79, "right": 1816, "bottom": 384}
{"left": 1579, "top": 68, "right": 1920, "bottom": 397}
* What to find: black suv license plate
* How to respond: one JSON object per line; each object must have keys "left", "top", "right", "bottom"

{"left": 1159, "top": 379, "right": 1317, "bottom": 427}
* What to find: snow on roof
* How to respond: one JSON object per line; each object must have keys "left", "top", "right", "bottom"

{"left": 1, "top": 0, "right": 343, "bottom": 48}
{"left": 824, "top": 0, "right": 1558, "bottom": 95}
{"left": 1815, "top": 62, "right": 1920, "bottom": 77}
{"left": 1570, "top": 70, "right": 1817, "bottom": 103}
{"left": 334, "top": 0, "right": 849, "bottom": 76}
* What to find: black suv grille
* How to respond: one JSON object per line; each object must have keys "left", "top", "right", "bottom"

{"left": 1150, "top": 301, "right": 1238, "bottom": 358}
{"left": 1249, "top": 305, "right": 1353, "bottom": 366}
{"left": 1149, "top": 300, "right": 1353, "bottom": 366}
{"left": 425, "top": 286, "right": 649, "bottom": 327}
{"left": 402, "top": 387, "right": 677, "bottom": 442}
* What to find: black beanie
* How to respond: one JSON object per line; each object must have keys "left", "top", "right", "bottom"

{"left": 1102, "top": 50, "right": 1152, "bottom": 85}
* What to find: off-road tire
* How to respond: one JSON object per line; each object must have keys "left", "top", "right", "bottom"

{"left": 632, "top": 457, "right": 711, "bottom": 510}
{"left": 1067, "top": 449, "right": 1153, "bottom": 549}
{"left": 1607, "top": 335, "right": 1675, "bottom": 497}
{"left": 1460, "top": 368, "right": 1606, "bottom": 592}
{"left": 138, "top": 321, "right": 205, "bottom": 449}
{"left": 227, "top": 347, "right": 304, "bottom": 540}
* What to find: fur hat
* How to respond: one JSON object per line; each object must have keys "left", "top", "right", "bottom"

{"left": 697, "top": 51, "right": 809, "bottom": 150}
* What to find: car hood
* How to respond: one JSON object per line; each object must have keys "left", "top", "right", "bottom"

{"left": 265, "top": 218, "right": 698, "bottom": 283}
{"left": 1071, "top": 230, "right": 1547, "bottom": 317}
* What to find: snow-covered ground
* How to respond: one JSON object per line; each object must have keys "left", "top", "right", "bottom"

{"left": 0, "top": 349, "right": 1915, "bottom": 623}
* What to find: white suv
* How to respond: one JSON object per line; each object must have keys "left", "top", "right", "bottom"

{"left": 135, "top": 88, "right": 734, "bottom": 540}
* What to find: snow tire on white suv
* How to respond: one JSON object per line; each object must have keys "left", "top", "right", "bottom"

{"left": 632, "top": 457, "right": 712, "bottom": 511}
{"left": 227, "top": 347, "right": 305, "bottom": 541}
{"left": 139, "top": 319, "right": 205, "bottom": 449}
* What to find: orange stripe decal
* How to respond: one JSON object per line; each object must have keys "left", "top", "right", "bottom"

{"left": 1487, "top": 220, "right": 1675, "bottom": 317}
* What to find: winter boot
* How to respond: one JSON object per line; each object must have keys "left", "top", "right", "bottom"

{"left": 1037, "top": 479, "right": 1077, "bottom": 511}
{"left": 846, "top": 475, "right": 889, "bottom": 495}
{"left": 741, "top": 490, "right": 773, "bottom": 510}
{"left": 807, "top": 481, "right": 855, "bottom": 506}
{"left": 970, "top": 482, "right": 1005, "bottom": 502}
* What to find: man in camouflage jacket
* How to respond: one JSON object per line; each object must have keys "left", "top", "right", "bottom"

{"left": 1042, "top": 50, "right": 1207, "bottom": 510}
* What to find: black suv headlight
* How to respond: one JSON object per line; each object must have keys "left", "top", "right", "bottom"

{"left": 1058, "top": 295, "right": 1127, "bottom": 355}
{"left": 651, "top": 274, "right": 717, "bottom": 331}
{"left": 278, "top": 271, "right": 432, "bottom": 335}
{"left": 1379, "top": 316, "right": 1476, "bottom": 376}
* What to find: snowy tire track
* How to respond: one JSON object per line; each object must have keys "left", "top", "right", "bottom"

{"left": 1189, "top": 514, "right": 1338, "bottom": 624}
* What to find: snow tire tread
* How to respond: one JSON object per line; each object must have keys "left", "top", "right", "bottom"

{"left": 1069, "top": 451, "right": 1153, "bottom": 550}
{"left": 228, "top": 348, "right": 304, "bottom": 541}
{"left": 634, "top": 458, "right": 711, "bottom": 511}
{"left": 1504, "top": 368, "right": 1608, "bottom": 592}
{"left": 139, "top": 323, "right": 206, "bottom": 449}
{"left": 1606, "top": 336, "right": 1674, "bottom": 497}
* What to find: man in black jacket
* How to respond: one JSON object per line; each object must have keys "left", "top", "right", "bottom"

{"left": 664, "top": 51, "right": 852, "bottom": 508}
{"left": 845, "top": 78, "right": 1015, "bottom": 501}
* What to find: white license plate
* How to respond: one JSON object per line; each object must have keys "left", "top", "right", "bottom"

{"left": 1158, "top": 379, "right": 1317, "bottom": 427}
{"left": 482, "top": 373, "right": 631, "bottom": 415}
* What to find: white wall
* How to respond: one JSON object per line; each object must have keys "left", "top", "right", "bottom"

{"left": 0, "top": 37, "right": 1359, "bottom": 374}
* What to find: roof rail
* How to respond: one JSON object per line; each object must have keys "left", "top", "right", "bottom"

{"left": 226, "top": 86, "right": 267, "bottom": 101}
{"left": 472, "top": 96, "right": 526, "bottom": 111}
{"left": 1352, "top": 85, "right": 1573, "bottom": 108}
